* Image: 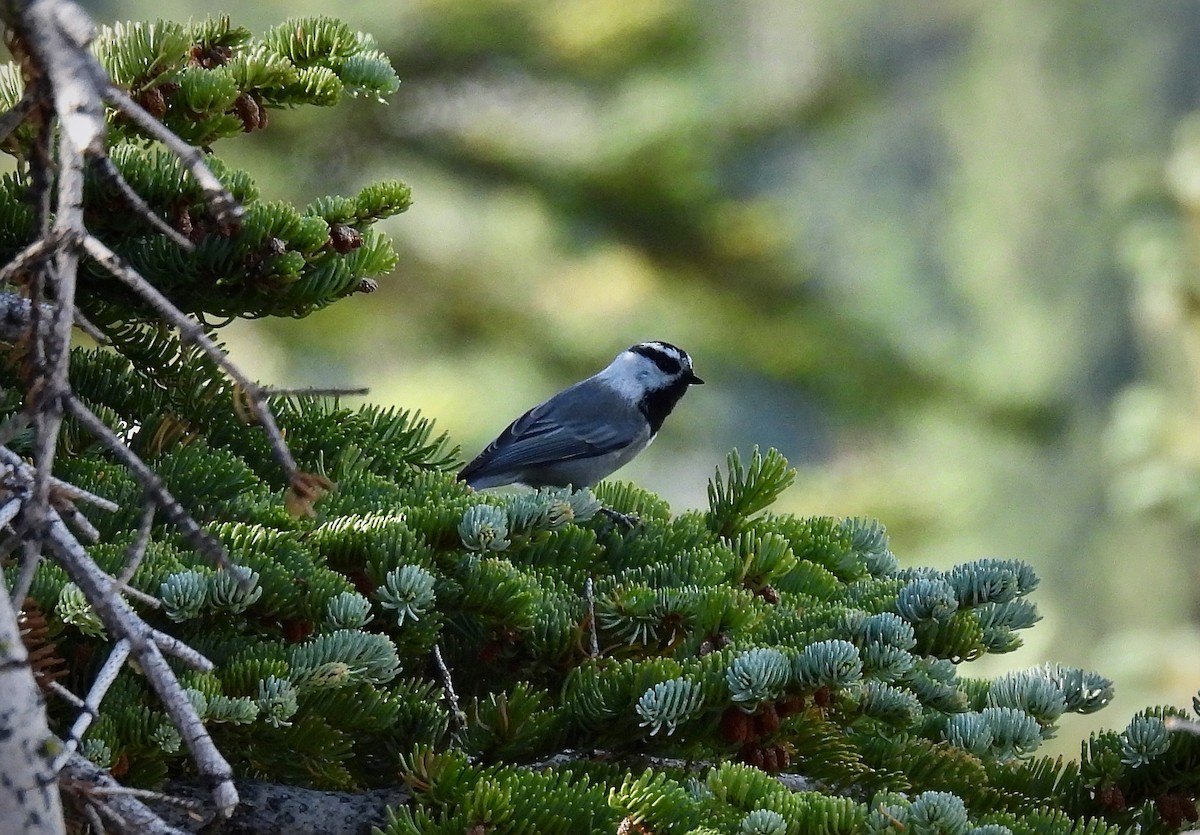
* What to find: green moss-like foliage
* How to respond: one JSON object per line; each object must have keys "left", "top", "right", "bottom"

{"left": 3, "top": 13, "right": 1199, "bottom": 835}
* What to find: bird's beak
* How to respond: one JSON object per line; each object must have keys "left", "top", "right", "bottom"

{"left": 689, "top": 372, "right": 704, "bottom": 385}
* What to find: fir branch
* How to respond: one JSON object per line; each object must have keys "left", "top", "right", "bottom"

{"left": 706, "top": 447, "right": 797, "bottom": 537}
{"left": 62, "top": 395, "right": 234, "bottom": 573}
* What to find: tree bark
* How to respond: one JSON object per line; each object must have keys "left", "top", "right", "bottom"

{"left": 0, "top": 587, "right": 65, "bottom": 834}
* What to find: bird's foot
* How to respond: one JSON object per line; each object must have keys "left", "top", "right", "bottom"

{"left": 598, "top": 507, "right": 640, "bottom": 533}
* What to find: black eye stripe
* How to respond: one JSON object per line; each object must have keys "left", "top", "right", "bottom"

{"left": 630, "top": 342, "right": 686, "bottom": 375}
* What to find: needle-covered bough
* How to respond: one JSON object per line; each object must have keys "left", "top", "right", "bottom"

{"left": 0, "top": 0, "right": 403, "bottom": 829}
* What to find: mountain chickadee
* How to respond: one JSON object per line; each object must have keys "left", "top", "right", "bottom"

{"left": 458, "top": 341, "right": 703, "bottom": 490}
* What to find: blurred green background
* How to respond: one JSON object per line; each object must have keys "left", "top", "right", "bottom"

{"left": 91, "top": 0, "right": 1200, "bottom": 754}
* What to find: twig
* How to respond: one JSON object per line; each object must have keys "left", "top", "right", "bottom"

{"left": 53, "top": 638, "right": 132, "bottom": 772}
{"left": 0, "top": 87, "right": 36, "bottom": 145}
{"left": 432, "top": 643, "right": 465, "bottom": 730}
{"left": 10, "top": 540, "right": 41, "bottom": 610}
{"left": 47, "top": 681, "right": 86, "bottom": 710}
{"left": 0, "top": 231, "right": 59, "bottom": 289}
{"left": 72, "top": 307, "right": 110, "bottom": 344}
{"left": 79, "top": 235, "right": 300, "bottom": 486}
{"left": 90, "top": 154, "right": 195, "bottom": 250}
{"left": 584, "top": 576, "right": 599, "bottom": 658}
{"left": 117, "top": 500, "right": 155, "bottom": 585}
{"left": 0, "top": 287, "right": 105, "bottom": 346}
{"left": 51, "top": 495, "right": 100, "bottom": 542}
{"left": 4, "top": 473, "right": 38, "bottom": 606}
{"left": 82, "top": 801, "right": 109, "bottom": 834}
{"left": 149, "top": 628, "right": 214, "bottom": 672}
{"left": 85, "top": 785, "right": 205, "bottom": 810}
{"left": 0, "top": 408, "right": 30, "bottom": 449}
{"left": 60, "top": 751, "right": 189, "bottom": 835}
{"left": 119, "top": 581, "right": 161, "bottom": 609}
{"left": 0, "top": 495, "right": 21, "bottom": 529}
{"left": 1165, "top": 716, "right": 1200, "bottom": 736}
{"left": 261, "top": 385, "right": 370, "bottom": 398}
{"left": 0, "top": 528, "right": 22, "bottom": 563}
{"left": 48, "top": 477, "right": 119, "bottom": 512}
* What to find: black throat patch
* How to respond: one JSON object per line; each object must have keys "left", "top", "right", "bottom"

{"left": 638, "top": 378, "right": 691, "bottom": 434}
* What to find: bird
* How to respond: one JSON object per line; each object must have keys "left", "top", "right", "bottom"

{"left": 458, "top": 341, "right": 703, "bottom": 490}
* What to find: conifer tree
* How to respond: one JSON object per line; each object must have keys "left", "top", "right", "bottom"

{"left": 0, "top": 2, "right": 1199, "bottom": 833}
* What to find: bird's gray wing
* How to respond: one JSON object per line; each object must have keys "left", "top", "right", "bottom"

{"left": 460, "top": 387, "right": 639, "bottom": 480}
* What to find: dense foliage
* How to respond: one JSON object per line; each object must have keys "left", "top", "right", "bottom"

{"left": 3, "top": 13, "right": 1200, "bottom": 835}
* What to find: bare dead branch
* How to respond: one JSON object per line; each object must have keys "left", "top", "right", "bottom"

{"left": 117, "top": 500, "right": 155, "bottom": 584}
{"left": 433, "top": 643, "right": 465, "bottom": 730}
{"left": 0, "top": 409, "right": 30, "bottom": 450}
{"left": 82, "top": 801, "right": 108, "bottom": 834}
{"left": 0, "top": 87, "right": 36, "bottom": 145}
{"left": 41, "top": 507, "right": 237, "bottom": 819}
{"left": 28, "top": 118, "right": 87, "bottom": 621}
{"left": 1166, "top": 716, "right": 1200, "bottom": 736}
{"left": 60, "top": 751, "right": 189, "bottom": 835}
{"left": 10, "top": 544, "right": 41, "bottom": 607}
{"left": 72, "top": 307, "right": 110, "bottom": 344}
{"left": 260, "top": 385, "right": 370, "bottom": 398}
{"left": 47, "top": 478, "right": 119, "bottom": 513}
{"left": 90, "top": 155, "right": 195, "bottom": 250}
{"left": 585, "top": 576, "right": 599, "bottom": 658}
{"left": 54, "top": 639, "right": 132, "bottom": 771}
{"left": 101, "top": 85, "right": 242, "bottom": 227}
{"left": 79, "top": 234, "right": 300, "bottom": 486}
{"left": 0, "top": 577, "right": 63, "bottom": 831}
{"left": 21, "top": 0, "right": 107, "bottom": 157}
{"left": 118, "top": 581, "right": 161, "bottom": 609}
{"left": 50, "top": 495, "right": 99, "bottom": 542}
{"left": 0, "top": 495, "right": 20, "bottom": 529}
{"left": 0, "top": 289, "right": 107, "bottom": 347}
{"left": 148, "top": 628, "right": 214, "bottom": 672}
{"left": 46, "top": 681, "right": 85, "bottom": 709}
{"left": 6, "top": 477, "right": 39, "bottom": 607}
